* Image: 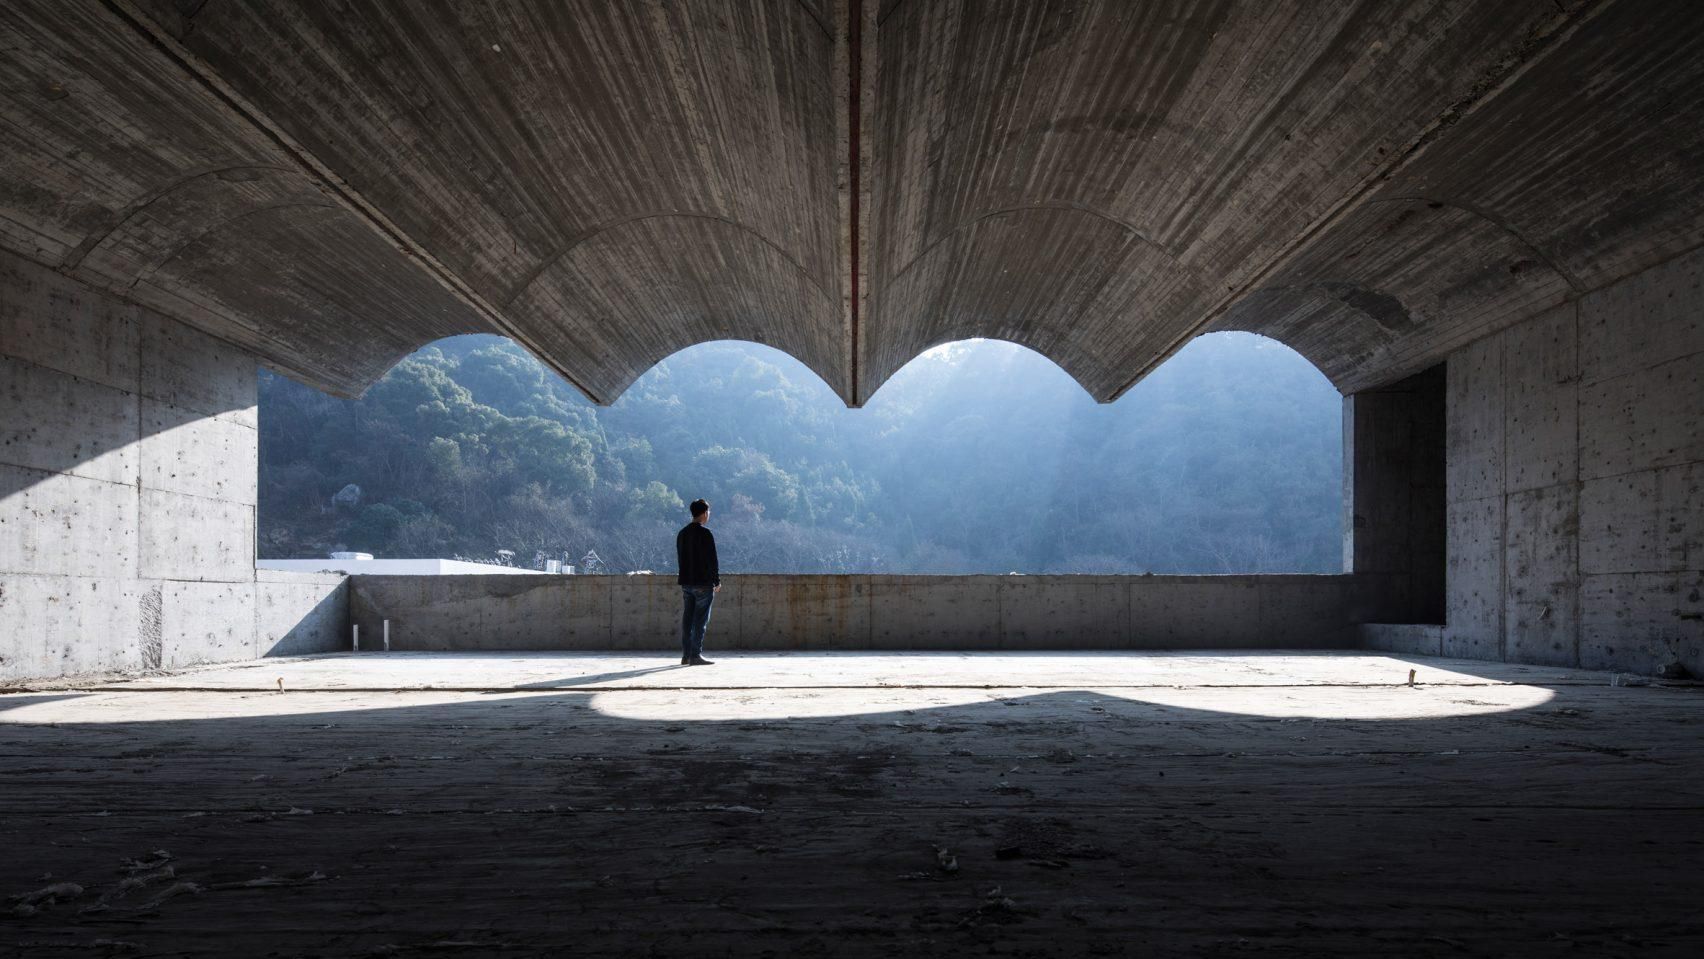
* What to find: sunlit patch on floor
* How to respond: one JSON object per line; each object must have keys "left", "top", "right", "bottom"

{"left": 2, "top": 651, "right": 1697, "bottom": 956}
{"left": 3, "top": 652, "right": 1573, "bottom": 725}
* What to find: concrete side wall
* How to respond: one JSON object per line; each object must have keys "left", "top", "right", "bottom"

{"left": 1444, "top": 246, "right": 1704, "bottom": 675}
{"left": 349, "top": 574, "right": 1358, "bottom": 652}
{"left": 0, "top": 250, "right": 346, "bottom": 682}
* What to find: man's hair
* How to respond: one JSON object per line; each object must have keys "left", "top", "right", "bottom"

{"left": 689, "top": 499, "right": 710, "bottom": 518}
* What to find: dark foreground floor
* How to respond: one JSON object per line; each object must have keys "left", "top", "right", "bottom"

{"left": 2, "top": 652, "right": 1702, "bottom": 957}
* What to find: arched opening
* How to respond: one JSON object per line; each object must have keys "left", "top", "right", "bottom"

{"left": 258, "top": 331, "right": 1343, "bottom": 575}
{"left": 856, "top": 333, "right": 1342, "bottom": 573}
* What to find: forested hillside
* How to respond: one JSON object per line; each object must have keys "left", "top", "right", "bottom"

{"left": 258, "top": 333, "right": 1343, "bottom": 573}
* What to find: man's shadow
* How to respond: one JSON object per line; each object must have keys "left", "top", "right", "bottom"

{"left": 508, "top": 665, "right": 690, "bottom": 690}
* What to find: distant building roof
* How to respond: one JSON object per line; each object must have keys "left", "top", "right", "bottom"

{"left": 258, "top": 558, "right": 565, "bottom": 576}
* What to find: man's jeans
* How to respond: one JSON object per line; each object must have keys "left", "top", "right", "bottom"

{"left": 680, "top": 586, "right": 715, "bottom": 659}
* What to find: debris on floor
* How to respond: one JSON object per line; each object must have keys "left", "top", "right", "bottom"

{"left": 4, "top": 652, "right": 1698, "bottom": 953}
{"left": 211, "top": 871, "right": 328, "bottom": 890}
{"left": 10, "top": 882, "right": 83, "bottom": 916}
{"left": 934, "top": 846, "right": 960, "bottom": 874}
{"left": 960, "top": 886, "right": 1024, "bottom": 926}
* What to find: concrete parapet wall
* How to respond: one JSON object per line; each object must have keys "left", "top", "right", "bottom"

{"left": 257, "top": 570, "right": 349, "bottom": 659}
{"left": 349, "top": 574, "right": 1359, "bottom": 652}
{"left": 1358, "top": 624, "right": 1445, "bottom": 657}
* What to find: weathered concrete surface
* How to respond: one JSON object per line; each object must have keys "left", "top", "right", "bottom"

{"left": 1359, "top": 623, "right": 1445, "bottom": 658}
{"left": 3, "top": 3, "right": 1703, "bottom": 404}
{"left": 5, "top": 3, "right": 1703, "bottom": 688}
{"left": 256, "top": 569, "right": 349, "bottom": 659}
{"left": 0, "top": 576, "right": 145, "bottom": 679}
{"left": 0, "top": 249, "right": 346, "bottom": 682}
{"left": 350, "top": 573, "right": 1361, "bottom": 652}
{"left": 158, "top": 581, "right": 254, "bottom": 670}
{"left": 3, "top": 652, "right": 1700, "bottom": 955}
{"left": 86, "top": 650, "right": 1602, "bottom": 693}
{"left": 1444, "top": 247, "right": 1704, "bottom": 676}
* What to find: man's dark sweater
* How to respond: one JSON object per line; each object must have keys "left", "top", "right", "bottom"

{"left": 676, "top": 523, "right": 720, "bottom": 587}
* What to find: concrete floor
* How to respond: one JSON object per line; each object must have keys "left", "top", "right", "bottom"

{"left": 3, "top": 651, "right": 1701, "bottom": 957}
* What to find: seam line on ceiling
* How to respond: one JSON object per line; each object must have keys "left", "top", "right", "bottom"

{"left": 500, "top": 211, "right": 838, "bottom": 314}
{"left": 791, "top": 0, "right": 833, "bottom": 39}
{"left": 1365, "top": 195, "right": 1585, "bottom": 294}
{"left": 61, "top": 163, "right": 301, "bottom": 271}
{"left": 881, "top": 202, "right": 1190, "bottom": 291}
{"left": 847, "top": 0, "right": 864, "bottom": 405}
{"left": 129, "top": 201, "right": 338, "bottom": 293}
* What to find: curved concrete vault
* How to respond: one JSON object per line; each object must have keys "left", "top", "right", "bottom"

{"left": 2, "top": 0, "right": 1702, "bottom": 404}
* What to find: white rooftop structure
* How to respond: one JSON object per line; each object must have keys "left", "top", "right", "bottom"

{"left": 258, "top": 558, "right": 561, "bottom": 576}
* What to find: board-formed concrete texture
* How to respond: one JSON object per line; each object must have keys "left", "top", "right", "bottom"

{"left": 4, "top": 7, "right": 1703, "bottom": 953}
{"left": 0, "top": 248, "right": 347, "bottom": 681}
{"left": 0, "top": 2, "right": 1700, "bottom": 405}
{"left": 1, "top": 3, "right": 1702, "bottom": 682}
{"left": 1443, "top": 246, "right": 1704, "bottom": 677}
{"left": 3, "top": 652, "right": 1702, "bottom": 954}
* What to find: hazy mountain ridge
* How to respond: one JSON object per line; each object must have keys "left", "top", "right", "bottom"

{"left": 258, "top": 333, "right": 1342, "bottom": 574}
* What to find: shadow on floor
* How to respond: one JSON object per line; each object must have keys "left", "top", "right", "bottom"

{"left": 508, "top": 664, "right": 692, "bottom": 689}
{"left": 1, "top": 660, "right": 1701, "bottom": 957}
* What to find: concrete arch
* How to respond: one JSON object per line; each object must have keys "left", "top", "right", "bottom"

{"left": 1198, "top": 328, "right": 1343, "bottom": 384}
{"left": 881, "top": 202, "right": 1185, "bottom": 292}
{"left": 64, "top": 165, "right": 333, "bottom": 287}
{"left": 620, "top": 337, "right": 847, "bottom": 403}
{"left": 133, "top": 203, "right": 485, "bottom": 398}
{"left": 863, "top": 204, "right": 1209, "bottom": 403}
{"left": 1363, "top": 195, "right": 1586, "bottom": 295}
{"left": 503, "top": 211, "right": 838, "bottom": 316}
{"left": 507, "top": 215, "right": 849, "bottom": 405}
{"left": 358, "top": 334, "right": 844, "bottom": 417}
{"left": 600, "top": 325, "right": 847, "bottom": 410}
{"left": 62, "top": 164, "right": 313, "bottom": 273}
{"left": 864, "top": 329, "right": 1339, "bottom": 413}
{"left": 864, "top": 334, "right": 1104, "bottom": 408}
{"left": 39, "top": 163, "right": 491, "bottom": 397}
{"left": 1208, "top": 195, "right": 1580, "bottom": 393}
{"left": 1210, "top": 283, "right": 1401, "bottom": 394}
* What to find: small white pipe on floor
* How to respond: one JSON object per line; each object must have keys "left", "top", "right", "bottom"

{"left": 383, "top": 619, "right": 390, "bottom": 652}
{"left": 352, "top": 623, "right": 360, "bottom": 652}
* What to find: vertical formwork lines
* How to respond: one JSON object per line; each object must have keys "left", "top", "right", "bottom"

{"left": 1570, "top": 300, "right": 1583, "bottom": 667}
{"left": 1498, "top": 323, "right": 1509, "bottom": 662}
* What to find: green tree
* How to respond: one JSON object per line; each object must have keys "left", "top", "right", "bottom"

{"left": 626, "top": 481, "right": 684, "bottom": 522}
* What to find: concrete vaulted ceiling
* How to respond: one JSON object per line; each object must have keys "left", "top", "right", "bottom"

{"left": 2, "top": 0, "right": 1702, "bottom": 404}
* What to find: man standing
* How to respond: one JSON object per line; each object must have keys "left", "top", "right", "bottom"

{"left": 676, "top": 499, "right": 720, "bottom": 665}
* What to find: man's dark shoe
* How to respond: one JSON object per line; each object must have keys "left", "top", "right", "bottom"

{"left": 680, "top": 654, "right": 690, "bottom": 665}
{"left": 688, "top": 656, "right": 715, "bottom": 666}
